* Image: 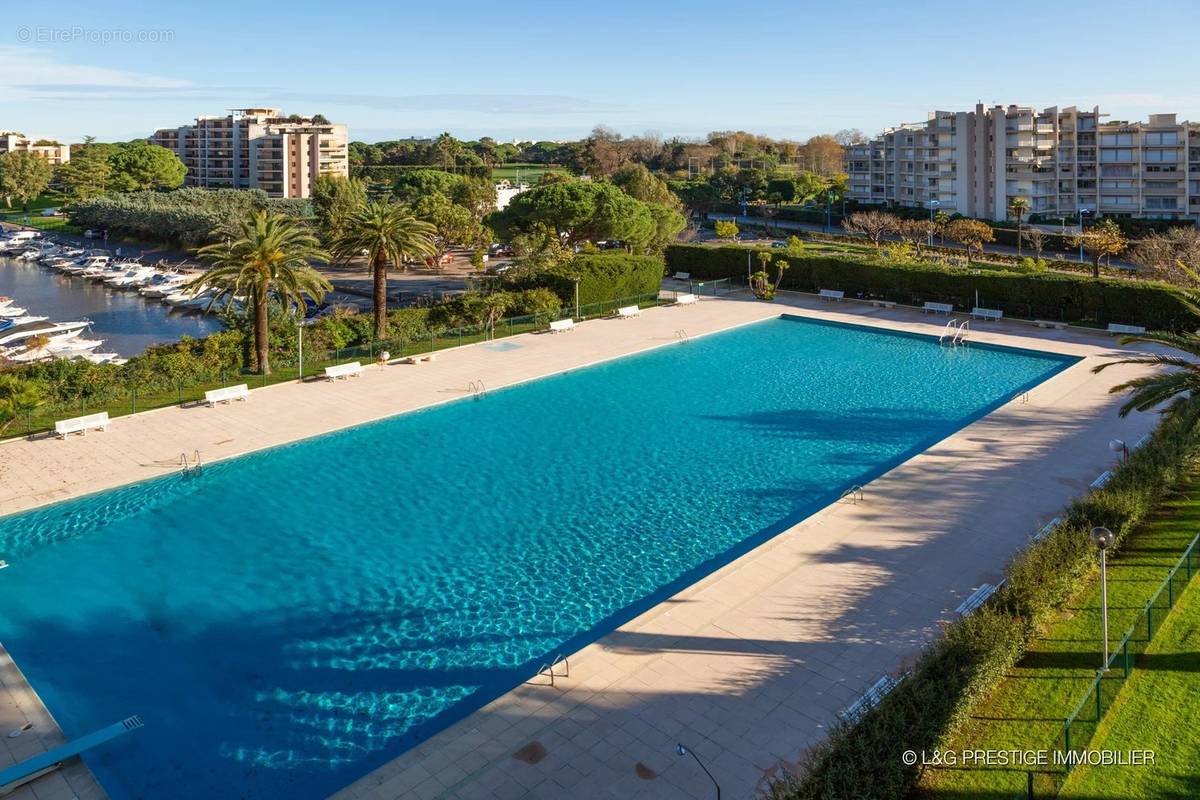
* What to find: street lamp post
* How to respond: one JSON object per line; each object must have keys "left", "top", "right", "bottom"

{"left": 1090, "top": 526, "right": 1115, "bottom": 669}
{"left": 928, "top": 199, "right": 940, "bottom": 247}
{"left": 573, "top": 276, "right": 581, "bottom": 320}
{"left": 1077, "top": 207, "right": 1091, "bottom": 263}
{"left": 676, "top": 744, "right": 720, "bottom": 799}
{"left": 297, "top": 322, "right": 304, "bottom": 380}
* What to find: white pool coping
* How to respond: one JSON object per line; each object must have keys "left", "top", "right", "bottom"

{"left": 0, "top": 291, "right": 1166, "bottom": 800}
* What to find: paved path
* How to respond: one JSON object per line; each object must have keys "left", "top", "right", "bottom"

{"left": 0, "top": 292, "right": 1162, "bottom": 800}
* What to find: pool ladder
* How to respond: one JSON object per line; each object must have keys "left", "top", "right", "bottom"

{"left": 675, "top": 329, "right": 690, "bottom": 344}
{"left": 532, "top": 654, "right": 570, "bottom": 687}
{"left": 840, "top": 485, "right": 865, "bottom": 505}
{"left": 467, "top": 379, "right": 488, "bottom": 400}
{"left": 179, "top": 449, "right": 203, "bottom": 476}
{"left": 939, "top": 318, "right": 969, "bottom": 347}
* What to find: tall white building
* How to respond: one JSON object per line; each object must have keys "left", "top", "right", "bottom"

{"left": 845, "top": 104, "right": 1200, "bottom": 222}
{"left": 152, "top": 108, "right": 348, "bottom": 198}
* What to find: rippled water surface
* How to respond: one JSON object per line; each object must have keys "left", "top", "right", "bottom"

{"left": 0, "top": 316, "right": 1075, "bottom": 799}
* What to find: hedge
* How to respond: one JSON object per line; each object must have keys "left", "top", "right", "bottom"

{"left": 665, "top": 244, "right": 1200, "bottom": 330}
{"left": 769, "top": 403, "right": 1200, "bottom": 799}
{"left": 533, "top": 253, "right": 666, "bottom": 306}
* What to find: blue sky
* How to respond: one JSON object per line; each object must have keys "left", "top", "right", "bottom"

{"left": 4, "top": 0, "right": 1198, "bottom": 144}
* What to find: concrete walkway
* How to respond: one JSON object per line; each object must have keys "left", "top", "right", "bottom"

{"left": 0, "top": 292, "right": 1162, "bottom": 800}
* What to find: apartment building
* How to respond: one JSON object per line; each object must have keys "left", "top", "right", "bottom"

{"left": 0, "top": 132, "right": 71, "bottom": 166}
{"left": 845, "top": 104, "right": 1200, "bottom": 222}
{"left": 151, "top": 109, "right": 348, "bottom": 198}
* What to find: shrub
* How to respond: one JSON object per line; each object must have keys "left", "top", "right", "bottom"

{"left": 508, "top": 253, "right": 665, "bottom": 307}
{"left": 713, "top": 219, "right": 739, "bottom": 238}
{"left": 67, "top": 188, "right": 312, "bottom": 246}
{"left": 663, "top": 244, "right": 1200, "bottom": 330}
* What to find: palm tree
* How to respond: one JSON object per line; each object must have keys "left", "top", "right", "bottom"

{"left": 330, "top": 200, "right": 436, "bottom": 339}
{"left": 1008, "top": 196, "right": 1030, "bottom": 256}
{"left": 1092, "top": 330, "right": 1200, "bottom": 418}
{"left": 0, "top": 375, "right": 43, "bottom": 435}
{"left": 192, "top": 210, "right": 331, "bottom": 375}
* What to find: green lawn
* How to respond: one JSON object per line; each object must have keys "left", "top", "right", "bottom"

{"left": 917, "top": 477, "right": 1200, "bottom": 798}
{"left": 490, "top": 163, "right": 568, "bottom": 183}
{"left": 1059, "top": 570, "right": 1200, "bottom": 799}
{"left": 0, "top": 192, "right": 80, "bottom": 233}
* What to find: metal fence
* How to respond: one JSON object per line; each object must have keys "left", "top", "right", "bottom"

{"left": 1007, "top": 532, "right": 1200, "bottom": 798}
{"left": 6, "top": 291, "right": 677, "bottom": 439}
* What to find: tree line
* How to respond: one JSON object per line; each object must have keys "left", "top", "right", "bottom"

{"left": 0, "top": 137, "right": 186, "bottom": 210}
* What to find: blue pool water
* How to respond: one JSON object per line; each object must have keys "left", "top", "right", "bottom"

{"left": 0, "top": 316, "right": 1075, "bottom": 799}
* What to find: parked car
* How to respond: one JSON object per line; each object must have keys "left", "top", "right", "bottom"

{"left": 771, "top": 240, "right": 788, "bottom": 248}
{"left": 83, "top": 229, "right": 104, "bottom": 239}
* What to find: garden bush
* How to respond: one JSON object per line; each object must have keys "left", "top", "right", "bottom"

{"left": 664, "top": 244, "right": 1200, "bottom": 330}
{"left": 510, "top": 253, "right": 665, "bottom": 306}
{"left": 771, "top": 404, "right": 1200, "bottom": 799}
{"left": 68, "top": 188, "right": 313, "bottom": 247}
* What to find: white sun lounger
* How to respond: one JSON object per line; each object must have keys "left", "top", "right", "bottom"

{"left": 1107, "top": 323, "right": 1145, "bottom": 335}
{"left": 616, "top": 305, "right": 641, "bottom": 319}
{"left": 819, "top": 289, "right": 845, "bottom": 302}
{"left": 324, "top": 362, "right": 363, "bottom": 380}
{"left": 956, "top": 582, "right": 1002, "bottom": 616}
{"left": 204, "top": 384, "right": 248, "bottom": 407}
{"left": 675, "top": 294, "right": 698, "bottom": 306}
{"left": 922, "top": 301, "right": 953, "bottom": 314}
{"left": 672, "top": 272, "right": 690, "bottom": 281}
{"left": 838, "top": 674, "right": 901, "bottom": 722}
{"left": 549, "top": 319, "right": 575, "bottom": 333}
{"left": 54, "top": 412, "right": 109, "bottom": 439}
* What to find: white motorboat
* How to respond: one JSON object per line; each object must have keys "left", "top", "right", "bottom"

{"left": 105, "top": 267, "right": 158, "bottom": 288}
{"left": 0, "top": 304, "right": 28, "bottom": 318}
{"left": 182, "top": 290, "right": 224, "bottom": 311}
{"left": 84, "top": 351, "right": 127, "bottom": 365}
{"left": 139, "top": 275, "right": 187, "bottom": 297}
{"left": 6, "top": 337, "right": 105, "bottom": 363}
{"left": 165, "top": 287, "right": 207, "bottom": 307}
{"left": 0, "top": 319, "right": 90, "bottom": 348}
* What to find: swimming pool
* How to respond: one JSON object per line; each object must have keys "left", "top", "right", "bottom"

{"left": 0, "top": 316, "right": 1076, "bottom": 799}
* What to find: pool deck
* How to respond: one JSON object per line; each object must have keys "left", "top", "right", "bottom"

{"left": 0, "top": 290, "right": 1165, "bottom": 800}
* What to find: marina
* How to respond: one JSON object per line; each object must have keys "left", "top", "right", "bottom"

{"left": 0, "top": 232, "right": 222, "bottom": 359}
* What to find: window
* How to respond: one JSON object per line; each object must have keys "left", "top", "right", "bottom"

{"left": 1101, "top": 195, "right": 1134, "bottom": 205}
{"left": 1100, "top": 133, "right": 1133, "bottom": 146}
{"left": 1100, "top": 180, "right": 1134, "bottom": 189}
{"left": 1100, "top": 149, "right": 1133, "bottom": 163}
{"left": 1145, "top": 132, "right": 1179, "bottom": 145}
{"left": 1145, "top": 197, "right": 1179, "bottom": 210}
{"left": 1144, "top": 149, "right": 1177, "bottom": 162}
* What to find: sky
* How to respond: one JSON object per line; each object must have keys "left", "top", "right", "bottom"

{"left": 3, "top": 0, "right": 1199, "bottom": 145}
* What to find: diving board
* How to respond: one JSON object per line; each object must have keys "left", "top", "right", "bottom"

{"left": 0, "top": 715, "right": 144, "bottom": 794}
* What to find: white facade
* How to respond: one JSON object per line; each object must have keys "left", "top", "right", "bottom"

{"left": 152, "top": 109, "right": 348, "bottom": 198}
{"left": 846, "top": 104, "right": 1200, "bottom": 222}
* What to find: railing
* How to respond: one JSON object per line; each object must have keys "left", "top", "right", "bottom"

{"left": 1048, "top": 532, "right": 1200, "bottom": 787}
{"left": 4, "top": 291, "right": 674, "bottom": 440}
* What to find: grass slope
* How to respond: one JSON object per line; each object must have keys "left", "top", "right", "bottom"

{"left": 1059, "top": 569, "right": 1200, "bottom": 799}
{"left": 917, "top": 476, "right": 1200, "bottom": 797}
